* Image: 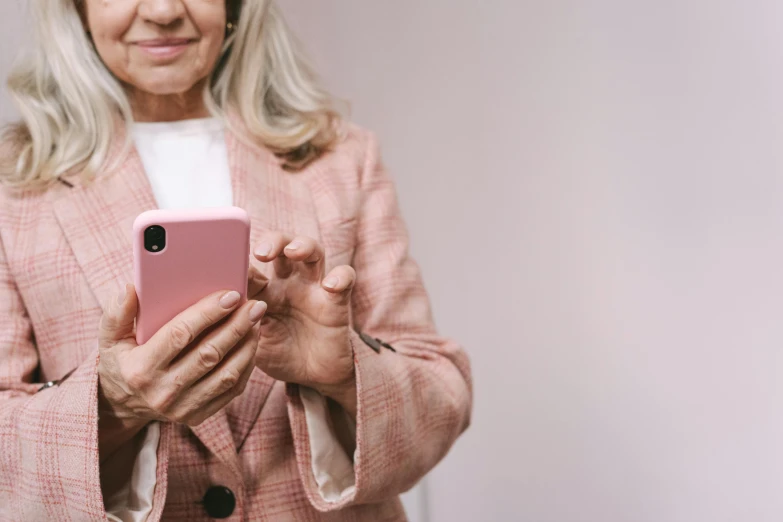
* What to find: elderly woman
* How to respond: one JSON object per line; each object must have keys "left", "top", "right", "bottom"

{"left": 0, "top": 0, "right": 471, "bottom": 521}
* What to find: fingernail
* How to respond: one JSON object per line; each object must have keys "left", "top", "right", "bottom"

{"left": 285, "top": 241, "right": 302, "bottom": 252}
{"left": 117, "top": 286, "right": 127, "bottom": 306}
{"left": 220, "top": 291, "right": 241, "bottom": 309}
{"left": 249, "top": 301, "right": 268, "bottom": 323}
{"left": 324, "top": 276, "right": 339, "bottom": 289}
{"left": 255, "top": 242, "right": 273, "bottom": 257}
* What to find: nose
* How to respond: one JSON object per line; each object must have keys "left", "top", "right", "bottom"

{"left": 138, "top": 0, "right": 186, "bottom": 26}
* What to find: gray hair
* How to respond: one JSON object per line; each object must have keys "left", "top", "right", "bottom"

{"left": 1, "top": 0, "right": 340, "bottom": 188}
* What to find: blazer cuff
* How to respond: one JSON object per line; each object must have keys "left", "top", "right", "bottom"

{"left": 0, "top": 348, "right": 106, "bottom": 518}
{"left": 287, "top": 328, "right": 401, "bottom": 512}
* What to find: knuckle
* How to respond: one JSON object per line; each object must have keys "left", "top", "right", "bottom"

{"left": 168, "top": 323, "right": 194, "bottom": 348}
{"left": 122, "top": 367, "right": 148, "bottom": 391}
{"left": 149, "top": 393, "right": 176, "bottom": 414}
{"left": 198, "top": 308, "right": 217, "bottom": 327}
{"left": 149, "top": 398, "right": 167, "bottom": 414}
{"left": 229, "top": 322, "right": 247, "bottom": 342}
{"left": 198, "top": 342, "right": 223, "bottom": 370}
{"left": 219, "top": 369, "right": 240, "bottom": 392}
{"left": 166, "top": 373, "right": 186, "bottom": 396}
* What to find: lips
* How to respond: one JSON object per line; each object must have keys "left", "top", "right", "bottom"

{"left": 133, "top": 38, "right": 196, "bottom": 60}
{"left": 136, "top": 38, "right": 194, "bottom": 47}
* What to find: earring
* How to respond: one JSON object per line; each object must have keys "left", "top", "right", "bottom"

{"left": 226, "top": 21, "right": 236, "bottom": 34}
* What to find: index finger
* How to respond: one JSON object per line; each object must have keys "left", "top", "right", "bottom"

{"left": 141, "top": 289, "right": 244, "bottom": 366}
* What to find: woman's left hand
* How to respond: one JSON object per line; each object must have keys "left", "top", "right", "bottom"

{"left": 248, "top": 233, "right": 358, "bottom": 416}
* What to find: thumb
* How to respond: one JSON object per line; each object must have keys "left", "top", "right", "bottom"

{"left": 98, "top": 283, "right": 138, "bottom": 348}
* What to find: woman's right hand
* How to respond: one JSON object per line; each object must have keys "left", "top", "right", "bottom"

{"left": 96, "top": 283, "right": 267, "bottom": 459}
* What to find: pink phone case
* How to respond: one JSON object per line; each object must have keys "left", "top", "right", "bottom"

{"left": 133, "top": 207, "right": 250, "bottom": 345}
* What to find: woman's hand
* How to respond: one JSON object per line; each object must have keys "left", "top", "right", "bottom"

{"left": 248, "top": 233, "right": 358, "bottom": 417}
{"left": 96, "top": 285, "right": 267, "bottom": 460}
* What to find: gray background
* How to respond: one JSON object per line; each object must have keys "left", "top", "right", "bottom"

{"left": 5, "top": 1, "right": 783, "bottom": 521}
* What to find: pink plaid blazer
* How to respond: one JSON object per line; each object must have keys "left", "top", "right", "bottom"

{"left": 0, "top": 119, "right": 472, "bottom": 521}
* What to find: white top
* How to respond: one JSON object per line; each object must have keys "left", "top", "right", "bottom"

{"left": 103, "top": 118, "right": 355, "bottom": 522}
{"left": 130, "top": 118, "right": 233, "bottom": 210}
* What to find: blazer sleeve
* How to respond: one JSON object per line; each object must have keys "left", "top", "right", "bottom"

{"left": 287, "top": 130, "right": 473, "bottom": 511}
{"left": 0, "top": 228, "right": 108, "bottom": 521}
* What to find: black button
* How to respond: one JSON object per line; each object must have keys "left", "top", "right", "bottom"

{"left": 202, "top": 486, "right": 236, "bottom": 519}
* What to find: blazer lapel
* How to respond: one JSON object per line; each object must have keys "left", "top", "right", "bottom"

{"left": 52, "top": 139, "right": 156, "bottom": 314}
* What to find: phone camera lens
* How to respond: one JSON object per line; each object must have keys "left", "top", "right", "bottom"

{"left": 144, "top": 225, "right": 166, "bottom": 253}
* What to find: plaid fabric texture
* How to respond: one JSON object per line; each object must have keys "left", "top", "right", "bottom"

{"left": 0, "top": 120, "right": 472, "bottom": 521}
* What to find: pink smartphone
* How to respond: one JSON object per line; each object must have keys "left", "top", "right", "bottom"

{"left": 132, "top": 207, "right": 251, "bottom": 345}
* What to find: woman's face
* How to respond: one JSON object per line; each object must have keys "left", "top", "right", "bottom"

{"left": 81, "top": 0, "right": 227, "bottom": 96}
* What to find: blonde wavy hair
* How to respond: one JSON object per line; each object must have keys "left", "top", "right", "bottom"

{"left": 1, "top": 0, "right": 340, "bottom": 188}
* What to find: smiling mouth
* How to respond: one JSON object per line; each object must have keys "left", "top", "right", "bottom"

{"left": 133, "top": 38, "right": 196, "bottom": 60}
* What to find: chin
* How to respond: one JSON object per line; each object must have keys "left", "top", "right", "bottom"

{"left": 135, "top": 74, "right": 204, "bottom": 97}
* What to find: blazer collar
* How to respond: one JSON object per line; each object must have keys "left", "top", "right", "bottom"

{"left": 52, "top": 112, "right": 321, "bottom": 477}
